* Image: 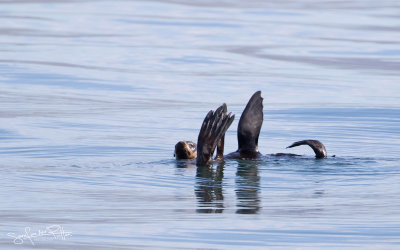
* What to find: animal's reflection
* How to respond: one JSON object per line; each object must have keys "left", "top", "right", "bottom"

{"left": 176, "top": 160, "right": 261, "bottom": 214}
{"left": 175, "top": 159, "right": 196, "bottom": 169}
{"left": 195, "top": 163, "right": 225, "bottom": 213}
{"left": 235, "top": 161, "right": 261, "bottom": 214}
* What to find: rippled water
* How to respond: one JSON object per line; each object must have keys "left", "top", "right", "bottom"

{"left": 1, "top": 0, "right": 400, "bottom": 249}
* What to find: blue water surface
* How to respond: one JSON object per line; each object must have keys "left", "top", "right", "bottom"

{"left": 0, "top": 0, "right": 400, "bottom": 249}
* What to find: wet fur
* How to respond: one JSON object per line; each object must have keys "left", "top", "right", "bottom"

{"left": 175, "top": 141, "right": 197, "bottom": 159}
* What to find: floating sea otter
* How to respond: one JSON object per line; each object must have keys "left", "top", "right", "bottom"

{"left": 174, "top": 91, "right": 327, "bottom": 166}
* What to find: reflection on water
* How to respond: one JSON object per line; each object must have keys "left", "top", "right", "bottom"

{"left": 195, "top": 164, "right": 225, "bottom": 213}
{"left": 235, "top": 161, "right": 261, "bottom": 214}
{"left": 175, "top": 159, "right": 196, "bottom": 169}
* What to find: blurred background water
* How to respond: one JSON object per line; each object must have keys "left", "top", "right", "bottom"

{"left": 0, "top": 0, "right": 399, "bottom": 249}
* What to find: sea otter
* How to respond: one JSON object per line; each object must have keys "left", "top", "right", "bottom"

{"left": 174, "top": 91, "right": 328, "bottom": 166}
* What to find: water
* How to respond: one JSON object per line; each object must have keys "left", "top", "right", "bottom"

{"left": 1, "top": 0, "right": 400, "bottom": 249}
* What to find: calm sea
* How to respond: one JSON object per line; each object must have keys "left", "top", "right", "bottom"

{"left": 0, "top": 0, "right": 399, "bottom": 249}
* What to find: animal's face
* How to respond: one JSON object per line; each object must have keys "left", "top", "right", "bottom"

{"left": 174, "top": 141, "right": 197, "bottom": 159}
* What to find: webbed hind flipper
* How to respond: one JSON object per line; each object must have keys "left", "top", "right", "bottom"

{"left": 215, "top": 135, "right": 225, "bottom": 160}
{"left": 215, "top": 104, "right": 228, "bottom": 160}
{"left": 286, "top": 139, "right": 327, "bottom": 159}
{"left": 237, "top": 91, "right": 263, "bottom": 154}
{"left": 196, "top": 104, "right": 235, "bottom": 166}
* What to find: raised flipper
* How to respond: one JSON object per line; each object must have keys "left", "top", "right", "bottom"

{"left": 215, "top": 135, "right": 225, "bottom": 160}
{"left": 215, "top": 104, "right": 228, "bottom": 160}
{"left": 286, "top": 140, "right": 327, "bottom": 159}
{"left": 196, "top": 104, "right": 235, "bottom": 166}
{"left": 237, "top": 91, "right": 263, "bottom": 155}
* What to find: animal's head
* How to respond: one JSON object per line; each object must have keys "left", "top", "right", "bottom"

{"left": 174, "top": 141, "right": 197, "bottom": 159}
